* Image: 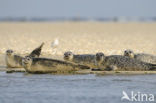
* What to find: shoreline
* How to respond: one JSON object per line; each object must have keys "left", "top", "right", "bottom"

{"left": 1, "top": 67, "right": 156, "bottom": 75}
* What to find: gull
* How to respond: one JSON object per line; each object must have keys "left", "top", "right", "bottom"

{"left": 51, "top": 38, "right": 59, "bottom": 54}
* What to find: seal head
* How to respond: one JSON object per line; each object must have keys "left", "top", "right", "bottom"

{"left": 64, "top": 51, "right": 73, "bottom": 61}
{"left": 22, "top": 56, "right": 32, "bottom": 71}
{"left": 124, "top": 49, "right": 135, "bottom": 58}
{"left": 6, "top": 49, "right": 14, "bottom": 56}
{"left": 95, "top": 52, "right": 105, "bottom": 64}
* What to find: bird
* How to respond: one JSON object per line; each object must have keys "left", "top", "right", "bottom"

{"left": 51, "top": 38, "right": 59, "bottom": 54}
{"left": 51, "top": 38, "right": 59, "bottom": 48}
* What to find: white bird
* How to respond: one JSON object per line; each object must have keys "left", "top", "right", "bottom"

{"left": 51, "top": 38, "right": 59, "bottom": 48}
{"left": 51, "top": 38, "right": 59, "bottom": 54}
{"left": 121, "top": 91, "right": 130, "bottom": 101}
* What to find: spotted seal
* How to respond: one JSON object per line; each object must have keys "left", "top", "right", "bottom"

{"left": 5, "top": 42, "right": 44, "bottom": 68}
{"left": 64, "top": 51, "right": 96, "bottom": 68}
{"left": 124, "top": 49, "right": 156, "bottom": 64}
{"left": 94, "top": 52, "right": 156, "bottom": 71}
{"left": 22, "top": 56, "right": 90, "bottom": 73}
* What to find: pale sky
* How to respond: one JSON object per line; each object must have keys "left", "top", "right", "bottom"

{"left": 0, "top": 0, "right": 156, "bottom": 18}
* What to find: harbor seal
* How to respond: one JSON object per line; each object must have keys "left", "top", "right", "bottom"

{"left": 5, "top": 42, "right": 44, "bottom": 68}
{"left": 22, "top": 56, "right": 90, "bottom": 73}
{"left": 94, "top": 52, "right": 156, "bottom": 71}
{"left": 124, "top": 49, "right": 156, "bottom": 64}
{"left": 64, "top": 51, "right": 96, "bottom": 68}
{"left": 5, "top": 49, "right": 24, "bottom": 68}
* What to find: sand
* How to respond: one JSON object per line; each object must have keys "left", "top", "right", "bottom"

{"left": 0, "top": 22, "right": 156, "bottom": 74}
{"left": 0, "top": 22, "right": 156, "bottom": 55}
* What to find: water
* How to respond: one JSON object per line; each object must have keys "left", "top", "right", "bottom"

{"left": 0, "top": 72, "right": 156, "bottom": 103}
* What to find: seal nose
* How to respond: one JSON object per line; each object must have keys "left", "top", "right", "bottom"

{"left": 97, "top": 56, "right": 100, "bottom": 59}
{"left": 7, "top": 53, "right": 11, "bottom": 55}
{"left": 125, "top": 52, "right": 129, "bottom": 55}
{"left": 64, "top": 55, "right": 68, "bottom": 58}
{"left": 96, "top": 56, "right": 101, "bottom": 61}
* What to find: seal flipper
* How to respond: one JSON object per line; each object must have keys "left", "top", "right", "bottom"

{"left": 144, "top": 63, "right": 156, "bottom": 71}
{"left": 149, "top": 65, "right": 156, "bottom": 71}
{"left": 148, "top": 63, "right": 156, "bottom": 67}
{"left": 103, "top": 65, "right": 118, "bottom": 71}
{"left": 76, "top": 64, "right": 90, "bottom": 69}
{"left": 91, "top": 65, "right": 117, "bottom": 71}
{"left": 28, "top": 42, "right": 44, "bottom": 58}
{"left": 91, "top": 68, "right": 102, "bottom": 71}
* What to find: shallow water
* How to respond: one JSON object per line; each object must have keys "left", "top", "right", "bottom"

{"left": 0, "top": 72, "right": 156, "bottom": 103}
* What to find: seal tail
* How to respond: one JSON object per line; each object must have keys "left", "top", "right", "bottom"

{"left": 28, "top": 42, "right": 45, "bottom": 58}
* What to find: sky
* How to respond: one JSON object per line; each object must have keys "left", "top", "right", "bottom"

{"left": 0, "top": 0, "right": 156, "bottom": 18}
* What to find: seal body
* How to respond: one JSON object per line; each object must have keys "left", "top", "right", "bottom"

{"left": 134, "top": 54, "right": 156, "bottom": 64}
{"left": 64, "top": 51, "right": 96, "bottom": 68}
{"left": 22, "top": 57, "right": 90, "bottom": 73}
{"left": 95, "top": 52, "right": 156, "bottom": 71}
{"left": 124, "top": 49, "right": 156, "bottom": 64}
{"left": 5, "top": 50, "right": 23, "bottom": 68}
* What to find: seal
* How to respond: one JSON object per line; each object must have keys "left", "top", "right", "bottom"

{"left": 27, "top": 42, "right": 44, "bottom": 57}
{"left": 5, "top": 49, "right": 24, "bottom": 68}
{"left": 5, "top": 42, "right": 44, "bottom": 68}
{"left": 94, "top": 52, "right": 156, "bottom": 71}
{"left": 22, "top": 56, "right": 90, "bottom": 73}
{"left": 64, "top": 51, "right": 96, "bottom": 68}
{"left": 124, "top": 49, "right": 156, "bottom": 64}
